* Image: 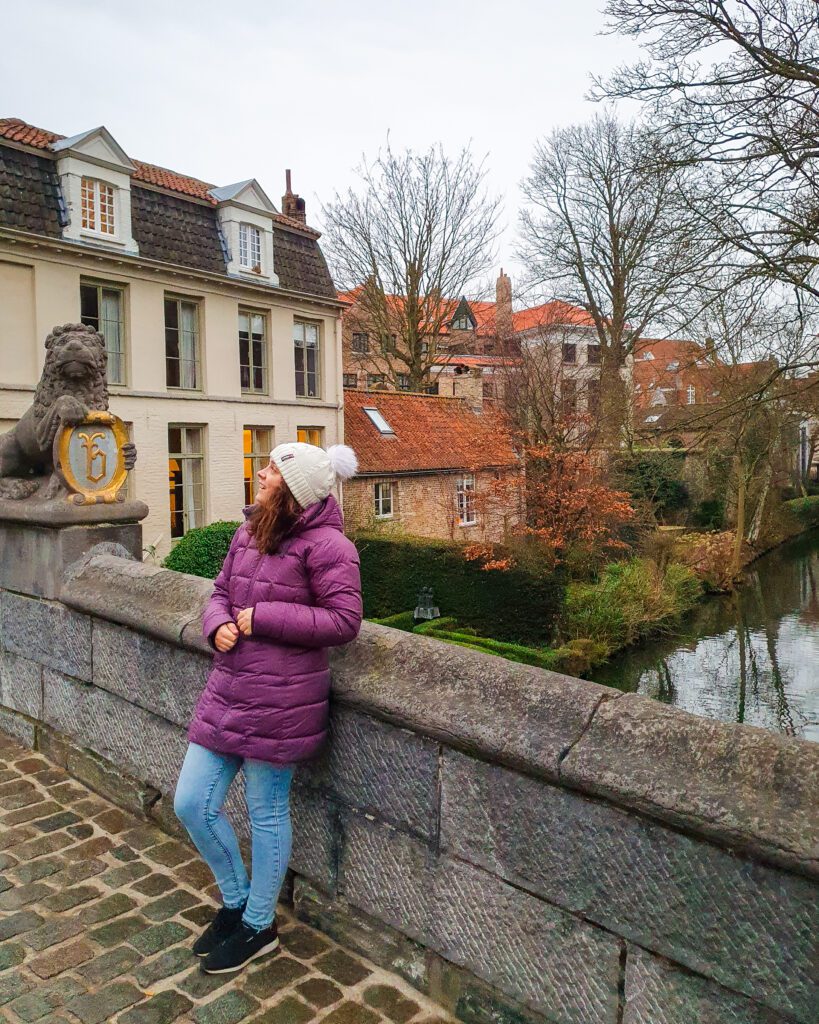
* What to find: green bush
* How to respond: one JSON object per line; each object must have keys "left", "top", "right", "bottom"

{"left": 355, "top": 534, "right": 565, "bottom": 646}
{"left": 784, "top": 495, "right": 819, "bottom": 529}
{"left": 561, "top": 557, "right": 701, "bottom": 655}
{"left": 691, "top": 498, "right": 725, "bottom": 530}
{"left": 163, "top": 520, "right": 240, "bottom": 578}
{"left": 615, "top": 451, "right": 688, "bottom": 516}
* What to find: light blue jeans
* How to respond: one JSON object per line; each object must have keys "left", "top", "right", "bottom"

{"left": 174, "top": 743, "right": 294, "bottom": 930}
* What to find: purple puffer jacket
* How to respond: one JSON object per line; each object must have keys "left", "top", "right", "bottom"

{"left": 188, "top": 496, "right": 362, "bottom": 764}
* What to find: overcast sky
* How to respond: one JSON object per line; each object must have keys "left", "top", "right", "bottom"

{"left": 3, "top": 0, "right": 638, "bottom": 295}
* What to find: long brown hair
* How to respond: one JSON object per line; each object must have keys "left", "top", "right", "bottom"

{"left": 247, "top": 483, "right": 303, "bottom": 555}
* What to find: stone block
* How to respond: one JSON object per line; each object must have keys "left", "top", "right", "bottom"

{"left": 560, "top": 692, "right": 819, "bottom": 880}
{"left": 623, "top": 946, "right": 796, "bottom": 1024}
{"left": 339, "top": 813, "right": 620, "bottom": 1023}
{"left": 0, "top": 652, "right": 42, "bottom": 718}
{"left": 301, "top": 707, "right": 439, "bottom": 840}
{"left": 0, "top": 706, "right": 36, "bottom": 748}
{"left": 0, "top": 520, "right": 142, "bottom": 600}
{"left": 329, "top": 622, "right": 613, "bottom": 782}
{"left": 1, "top": 591, "right": 92, "bottom": 681}
{"left": 290, "top": 783, "right": 338, "bottom": 894}
{"left": 92, "top": 619, "right": 209, "bottom": 727}
{"left": 440, "top": 749, "right": 817, "bottom": 1021}
{"left": 42, "top": 669, "right": 188, "bottom": 797}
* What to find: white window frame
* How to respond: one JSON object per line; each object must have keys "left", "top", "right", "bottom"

{"left": 297, "top": 426, "right": 323, "bottom": 446}
{"left": 363, "top": 407, "right": 395, "bottom": 434}
{"left": 81, "top": 177, "right": 116, "bottom": 235}
{"left": 239, "top": 223, "right": 262, "bottom": 271}
{"left": 239, "top": 309, "right": 268, "bottom": 394}
{"left": 374, "top": 481, "right": 394, "bottom": 519}
{"left": 687, "top": 384, "right": 696, "bottom": 405}
{"left": 456, "top": 474, "right": 477, "bottom": 527}
{"left": 243, "top": 426, "right": 274, "bottom": 505}
{"left": 80, "top": 280, "right": 126, "bottom": 385}
{"left": 294, "top": 320, "right": 321, "bottom": 398}
{"left": 168, "top": 424, "right": 206, "bottom": 539}
{"left": 165, "top": 295, "right": 202, "bottom": 391}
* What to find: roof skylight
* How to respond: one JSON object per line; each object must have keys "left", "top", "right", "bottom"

{"left": 363, "top": 407, "right": 395, "bottom": 434}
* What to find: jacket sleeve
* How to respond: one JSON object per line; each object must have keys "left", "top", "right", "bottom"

{"left": 202, "top": 526, "right": 243, "bottom": 647}
{"left": 251, "top": 539, "right": 363, "bottom": 648}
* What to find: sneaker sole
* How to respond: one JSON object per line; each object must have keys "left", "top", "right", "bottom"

{"left": 200, "top": 936, "right": 280, "bottom": 974}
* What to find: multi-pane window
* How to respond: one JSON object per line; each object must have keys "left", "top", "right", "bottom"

{"left": 80, "top": 282, "right": 125, "bottom": 384}
{"left": 168, "top": 425, "right": 205, "bottom": 539}
{"left": 343, "top": 374, "right": 358, "bottom": 389}
{"left": 239, "top": 311, "right": 267, "bottom": 393}
{"left": 351, "top": 332, "right": 369, "bottom": 354}
{"left": 397, "top": 373, "right": 411, "bottom": 391}
{"left": 239, "top": 224, "right": 262, "bottom": 270}
{"left": 243, "top": 426, "right": 273, "bottom": 505}
{"left": 687, "top": 384, "right": 696, "bottom": 405}
{"left": 165, "top": 296, "right": 201, "bottom": 389}
{"left": 367, "top": 374, "right": 385, "bottom": 390}
{"left": 456, "top": 474, "right": 477, "bottom": 526}
{"left": 452, "top": 315, "right": 471, "bottom": 331}
{"left": 297, "top": 426, "right": 323, "bottom": 446}
{"left": 380, "top": 333, "right": 397, "bottom": 355}
{"left": 562, "top": 342, "right": 577, "bottom": 364}
{"left": 81, "top": 177, "right": 115, "bottom": 234}
{"left": 294, "top": 320, "right": 320, "bottom": 398}
{"left": 587, "top": 344, "right": 602, "bottom": 365}
{"left": 561, "top": 378, "right": 577, "bottom": 416}
{"left": 374, "top": 481, "right": 394, "bottom": 519}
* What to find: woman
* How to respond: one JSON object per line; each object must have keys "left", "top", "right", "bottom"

{"left": 174, "top": 441, "right": 362, "bottom": 975}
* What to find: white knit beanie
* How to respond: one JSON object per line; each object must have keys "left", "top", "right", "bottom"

{"left": 270, "top": 442, "right": 358, "bottom": 509}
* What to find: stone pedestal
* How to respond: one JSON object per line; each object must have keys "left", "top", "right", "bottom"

{"left": 0, "top": 496, "right": 149, "bottom": 599}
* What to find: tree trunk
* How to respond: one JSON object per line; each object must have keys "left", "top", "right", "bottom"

{"left": 731, "top": 459, "right": 747, "bottom": 579}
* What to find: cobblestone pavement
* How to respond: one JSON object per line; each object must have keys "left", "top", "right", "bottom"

{"left": 0, "top": 733, "right": 454, "bottom": 1024}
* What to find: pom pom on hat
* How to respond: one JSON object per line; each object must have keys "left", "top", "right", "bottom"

{"left": 270, "top": 441, "right": 359, "bottom": 509}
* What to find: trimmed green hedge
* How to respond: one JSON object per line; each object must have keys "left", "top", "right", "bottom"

{"left": 784, "top": 495, "right": 819, "bottom": 529}
{"left": 163, "top": 520, "right": 240, "bottom": 578}
{"left": 355, "top": 534, "right": 565, "bottom": 645}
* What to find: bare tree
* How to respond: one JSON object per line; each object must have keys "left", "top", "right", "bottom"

{"left": 322, "top": 144, "right": 501, "bottom": 390}
{"left": 595, "top": 0, "right": 819, "bottom": 297}
{"left": 519, "top": 114, "right": 712, "bottom": 447}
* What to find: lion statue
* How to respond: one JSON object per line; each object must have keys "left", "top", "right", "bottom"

{"left": 0, "top": 322, "right": 135, "bottom": 500}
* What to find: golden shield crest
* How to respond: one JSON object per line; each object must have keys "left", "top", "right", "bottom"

{"left": 54, "top": 412, "right": 130, "bottom": 505}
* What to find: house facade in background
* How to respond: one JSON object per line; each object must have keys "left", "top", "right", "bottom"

{"left": 0, "top": 118, "right": 342, "bottom": 557}
{"left": 342, "top": 389, "right": 521, "bottom": 542}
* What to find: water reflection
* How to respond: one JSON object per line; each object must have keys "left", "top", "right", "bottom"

{"left": 592, "top": 532, "right": 819, "bottom": 740}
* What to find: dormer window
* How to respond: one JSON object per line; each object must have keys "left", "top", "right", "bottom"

{"left": 81, "top": 177, "right": 115, "bottom": 235}
{"left": 453, "top": 316, "right": 471, "bottom": 331}
{"left": 239, "top": 224, "right": 262, "bottom": 271}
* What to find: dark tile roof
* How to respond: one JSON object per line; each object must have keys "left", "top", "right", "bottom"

{"left": 272, "top": 226, "right": 336, "bottom": 298}
{"left": 0, "top": 138, "right": 338, "bottom": 301}
{"left": 132, "top": 186, "right": 226, "bottom": 275}
{"left": 0, "top": 145, "right": 62, "bottom": 237}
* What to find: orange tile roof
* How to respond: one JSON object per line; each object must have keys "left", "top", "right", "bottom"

{"left": 343, "top": 389, "right": 517, "bottom": 474}
{"left": 0, "top": 117, "right": 317, "bottom": 235}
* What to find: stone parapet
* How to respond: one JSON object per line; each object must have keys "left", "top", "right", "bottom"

{"left": 0, "top": 551, "right": 816, "bottom": 1024}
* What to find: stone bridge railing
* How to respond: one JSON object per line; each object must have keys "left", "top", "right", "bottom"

{"left": 0, "top": 551, "right": 816, "bottom": 1024}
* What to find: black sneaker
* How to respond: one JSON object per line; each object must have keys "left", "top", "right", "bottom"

{"left": 200, "top": 919, "right": 279, "bottom": 974}
{"left": 192, "top": 902, "right": 246, "bottom": 958}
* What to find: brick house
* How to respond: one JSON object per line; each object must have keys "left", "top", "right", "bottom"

{"left": 342, "top": 389, "right": 522, "bottom": 541}
{"left": 0, "top": 118, "right": 343, "bottom": 558}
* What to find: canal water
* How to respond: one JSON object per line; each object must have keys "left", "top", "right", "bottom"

{"left": 592, "top": 531, "right": 819, "bottom": 741}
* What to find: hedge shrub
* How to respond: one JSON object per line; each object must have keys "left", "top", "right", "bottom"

{"left": 784, "top": 495, "right": 819, "bottom": 529}
{"left": 355, "top": 534, "right": 565, "bottom": 645}
{"left": 163, "top": 520, "right": 241, "bottom": 578}
{"left": 614, "top": 451, "right": 688, "bottom": 516}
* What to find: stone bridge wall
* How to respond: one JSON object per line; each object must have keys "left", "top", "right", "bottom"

{"left": 0, "top": 552, "right": 816, "bottom": 1024}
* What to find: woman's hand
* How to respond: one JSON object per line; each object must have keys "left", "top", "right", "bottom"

{"left": 236, "top": 608, "right": 254, "bottom": 636}
{"left": 214, "top": 622, "right": 240, "bottom": 652}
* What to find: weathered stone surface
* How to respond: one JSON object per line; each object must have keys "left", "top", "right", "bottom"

{"left": 0, "top": 706, "right": 36, "bottom": 747}
{"left": 623, "top": 946, "right": 794, "bottom": 1024}
{"left": 339, "top": 814, "right": 620, "bottom": 1023}
{"left": 561, "top": 692, "right": 819, "bottom": 879}
{"left": 440, "top": 749, "right": 817, "bottom": 1020}
{"left": 290, "top": 784, "right": 338, "bottom": 894}
{"left": 0, "top": 591, "right": 92, "bottom": 680}
{"left": 93, "top": 619, "right": 209, "bottom": 727}
{"left": 0, "top": 651, "right": 42, "bottom": 718}
{"left": 329, "top": 622, "right": 613, "bottom": 782}
{"left": 119, "top": 989, "right": 194, "bottom": 1024}
{"left": 192, "top": 989, "right": 259, "bottom": 1024}
{"left": 66, "top": 981, "right": 142, "bottom": 1024}
{"left": 60, "top": 553, "right": 213, "bottom": 648}
{"left": 301, "top": 708, "right": 439, "bottom": 840}
{"left": 0, "top": 521, "right": 143, "bottom": 600}
{"left": 42, "top": 669, "right": 187, "bottom": 795}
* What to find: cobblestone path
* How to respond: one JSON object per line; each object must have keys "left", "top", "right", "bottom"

{"left": 0, "top": 733, "right": 453, "bottom": 1024}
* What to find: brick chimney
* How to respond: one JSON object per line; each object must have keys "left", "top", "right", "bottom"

{"left": 281, "top": 170, "right": 306, "bottom": 224}
{"left": 495, "top": 268, "right": 513, "bottom": 343}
